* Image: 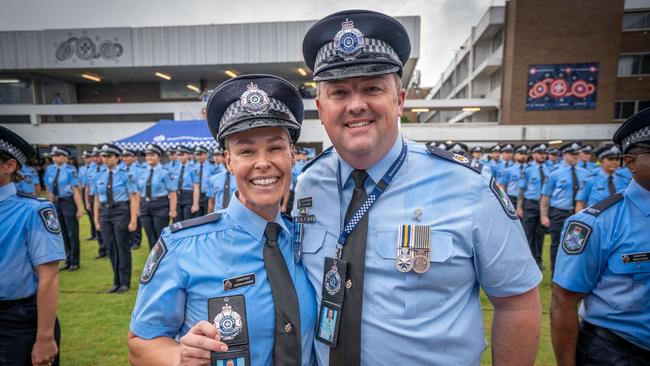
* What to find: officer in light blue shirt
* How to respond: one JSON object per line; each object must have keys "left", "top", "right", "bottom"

{"left": 517, "top": 143, "right": 551, "bottom": 267}
{"left": 92, "top": 143, "right": 139, "bottom": 294}
{"left": 122, "top": 148, "right": 143, "bottom": 249}
{"left": 129, "top": 74, "right": 316, "bottom": 366}
{"left": 497, "top": 144, "right": 528, "bottom": 207}
{"left": 541, "top": 142, "right": 590, "bottom": 275}
{"left": 138, "top": 143, "right": 177, "bottom": 250}
{"left": 0, "top": 126, "right": 65, "bottom": 366}
{"left": 86, "top": 147, "right": 108, "bottom": 258}
{"left": 486, "top": 144, "right": 503, "bottom": 175}
{"left": 575, "top": 144, "right": 629, "bottom": 211}
{"left": 207, "top": 168, "right": 237, "bottom": 213}
{"left": 578, "top": 144, "right": 598, "bottom": 171}
{"left": 296, "top": 10, "right": 542, "bottom": 366}
{"left": 164, "top": 147, "right": 180, "bottom": 171}
{"left": 15, "top": 164, "right": 41, "bottom": 195}
{"left": 546, "top": 148, "right": 561, "bottom": 171}
{"left": 551, "top": 108, "right": 650, "bottom": 364}
{"left": 470, "top": 145, "right": 483, "bottom": 162}
{"left": 171, "top": 145, "right": 200, "bottom": 222}
{"left": 193, "top": 145, "right": 216, "bottom": 215}
{"left": 210, "top": 146, "right": 226, "bottom": 175}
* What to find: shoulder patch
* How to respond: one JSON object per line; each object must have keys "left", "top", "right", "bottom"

{"left": 302, "top": 146, "right": 334, "bottom": 173}
{"left": 489, "top": 176, "right": 518, "bottom": 220}
{"left": 426, "top": 145, "right": 483, "bottom": 174}
{"left": 39, "top": 207, "right": 62, "bottom": 234}
{"left": 169, "top": 212, "right": 222, "bottom": 233}
{"left": 561, "top": 221, "right": 592, "bottom": 255}
{"left": 140, "top": 237, "right": 167, "bottom": 284}
{"left": 583, "top": 193, "right": 623, "bottom": 216}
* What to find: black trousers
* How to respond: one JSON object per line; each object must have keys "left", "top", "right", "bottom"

{"left": 175, "top": 191, "right": 195, "bottom": 223}
{"left": 522, "top": 199, "right": 546, "bottom": 265}
{"left": 549, "top": 207, "right": 573, "bottom": 275}
{"left": 508, "top": 195, "right": 518, "bottom": 211}
{"left": 89, "top": 196, "right": 106, "bottom": 256}
{"left": 129, "top": 218, "right": 142, "bottom": 248}
{"left": 140, "top": 196, "right": 170, "bottom": 250}
{"left": 198, "top": 193, "right": 209, "bottom": 216}
{"left": 83, "top": 196, "right": 97, "bottom": 238}
{"left": 99, "top": 202, "right": 132, "bottom": 287}
{"left": 0, "top": 296, "right": 61, "bottom": 366}
{"left": 54, "top": 197, "right": 80, "bottom": 267}
{"left": 577, "top": 321, "right": 650, "bottom": 366}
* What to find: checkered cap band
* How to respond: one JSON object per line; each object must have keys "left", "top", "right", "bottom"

{"left": 622, "top": 125, "right": 650, "bottom": 152}
{"left": 531, "top": 144, "right": 548, "bottom": 153}
{"left": 314, "top": 37, "right": 401, "bottom": 74}
{"left": 220, "top": 97, "right": 296, "bottom": 128}
{"left": 116, "top": 141, "right": 218, "bottom": 152}
{"left": 101, "top": 145, "right": 122, "bottom": 155}
{"left": 0, "top": 139, "right": 27, "bottom": 166}
{"left": 51, "top": 146, "right": 69, "bottom": 156}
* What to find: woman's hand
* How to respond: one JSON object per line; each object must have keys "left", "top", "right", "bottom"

{"left": 178, "top": 321, "right": 228, "bottom": 366}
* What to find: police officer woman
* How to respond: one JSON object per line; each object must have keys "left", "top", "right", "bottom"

{"left": 128, "top": 74, "right": 316, "bottom": 366}
{"left": 0, "top": 126, "right": 65, "bottom": 366}
{"left": 138, "top": 143, "right": 177, "bottom": 250}
{"left": 93, "top": 144, "right": 139, "bottom": 294}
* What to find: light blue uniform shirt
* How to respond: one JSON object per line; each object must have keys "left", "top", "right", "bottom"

{"left": 194, "top": 161, "right": 216, "bottom": 194}
{"left": 498, "top": 162, "right": 525, "bottom": 197}
{"left": 172, "top": 162, "right": 198, "bottom": 191}
{"left": 207, "top": 171, "right": 237, "bottom": 212}
{"left": 121, "top": 161, "right": 142, "bottom": 178}
{"left": 92, "top": 165, "right": 138, "bottom": 203}
{"left": 137, "top": 164, "right": 176, "bottom": 199}
{"left": 487, "top": 159, "right": 504, "bottom": 177}
{"left": 617, "top": 167, "right": 633, "bottom": 185}
{"left": 576, "top": 170, "right": 630, "bottom": 207}
{"left": 15, "top": 165, "right": 39, "bottom": 194}
{"left": 0, "top": 183, "right": 65, "bottom": 300}
{"left": 546, "top": 159, "right": 560, "bottom": 172}
{"left": 520, "top": 161, "right": 551, "bottom": 200}
{"left": 553, "top": 180, "right": 650, "bottom": 350}
{"left": 130, "top": 196, "right": 317, "bottom": 365}
{"left": 44, "top": 163, "right": 80, "bottom": 198}
{"left": 578, "top": 160, "right": 598, "bottom": 171}
{"left": 294, "top": 136, "right": 542, "bottom": 365}
{"left": 86, "top": 163, "right": 105, "bottom": 196}
{"left": 78, "top": 165, "right": 88, "bottom": 187}
{"left": 291, "top": 160, "right": 306, "bottom": 190}
{"left": 542, "top": 163, "right": 590, "bottom": 210}
{"left": 165, "top": 159, "right": 180, "bottom": 172}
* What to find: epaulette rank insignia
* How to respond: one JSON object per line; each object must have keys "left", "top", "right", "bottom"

{"left": 170, "top": 213, "right": 222, "bottom": 233}
{"left": 584, "top": 193, "right": 623, "bottom": 217}
{"left": 425, "top": 145, "right": 483, "bottom": 174}
{"left": 302, "top": 146, "right": 334, "bottom": 173}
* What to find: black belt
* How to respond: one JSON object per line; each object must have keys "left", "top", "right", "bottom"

{"left": 54, "top": 196, "right": 73, "bottom": 202}
{"left": 0, "top": 294, "right": 36, "bottom": 311}
{"left": 525, "top": 199, "right": 539, "bottom": 204}
{"left": 581, "top": 321, "right": 650, "bottom": 357}
{"left": 550, "top": 207, "right": 573, "bottom": 214}
{"left": 144, "top": 196, "right": 168, "bottom": 203}
{"left": 101, "top": 201, "right": 129, "bottom": 209}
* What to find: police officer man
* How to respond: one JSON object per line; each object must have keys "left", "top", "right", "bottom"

{"left": 165, "top": 147, "right": 179, "bottom": 171}
{"left": 128, "top": 74, "right": 316, "bottom": 366}
{"left": 0, "top": 126, "right": 65, "bottom": 366}
{"left": 78, "top": 150, "right": 98, "bottom": 240}
{"left": 547, "top": 148, "right": 561, "bottom": 171}
{"left": 517, "top": 143, "right": 551, "bottom": 268}
{"left": 92, "top": 144, "right": 139, "bottom": 293}
{"left": 296, "top": 10, "right": 542, "bottom": 365}
{"left": 551, "top": 108, "right": 650, "bottom": 365}
{"left": 86, "top": 147, "right": 107, "bottom": 259}
{"left": 194, "top": 145, "right": 214, "bottom": 215}
{"left": 578, "top": 144, "right": 597, "bottom": 171}
{"left": 486, "top": 144, "right": 503, "bottom": 174}
{"left": 210, "top": 146, "right": 226, "bottom": 173}
{"left": 138, "top": 143, "right": 177, "bottom": 250}
{"left": 122, "top": 148, "right": 143, "bottom": 250}
{"left": 540, "top": 142, "right": 590, "bottom": 275}
{"left": 575, "top": 144, "right": 629, "bottom": 212}
{"left": 45, "top": 146, "right": 83, "bottom": 271}
{"left": 15, "top": 160, "right": 41, "bottom": 196}
{"left": 498, "top": 144, "right": 528, "bottom": 208}
{"left": 470, "top": 146, "right": 483, "bottom": 161}
{"left": 172, "top": 145, "right": 200, "bottom": 222}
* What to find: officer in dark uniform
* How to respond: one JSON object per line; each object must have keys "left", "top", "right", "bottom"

{"left": 138, "top": 144, "right": 177, "bottom": 250}
{"left": 0, "top": 126, "right": 65, "bottom": 366}
{"left": 44, "top": 146, "right": 84, "bottom": 271}
{"left": 122, "top": 148, "right": 143, "bottom": 249}
{"left": 92, "top": 144, "right": 139, "bottom": 293}
{"left": 193, "top": 145, "right": 214, "bottom": 216}
{"left": 551, "top": 108, "right": 650, "bottom": 366}
{"left": 171, "top": 145, "right": 200, "bottom": 222}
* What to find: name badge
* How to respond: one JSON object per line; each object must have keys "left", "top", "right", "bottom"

{"left": 316, "top": 257, "right": 347, "bottom": 347}
{"left": 223, "top": 274, "right": 255, "bottom": 291}
{"left": 208, "top": 295, "right": 251, "bottom": 366}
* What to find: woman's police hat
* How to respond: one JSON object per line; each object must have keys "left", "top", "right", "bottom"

{"left": 144, "top": 144, "right": 164, "bottom": 156}
{"left": 0, "top": 126, "right": 34, "bottom": 167}
{"left": 207, "top": 74, "right": 303, "bottom": 145}
{"left": 614, "top": 107, "right": 650, "bottom": 153}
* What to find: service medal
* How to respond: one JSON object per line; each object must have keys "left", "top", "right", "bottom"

{"left": 396, "top": 251, "right": 414, "bottom": 272}
{"left": 324, "top": 262, "right": 342, "bottom": 296}
{"left": 413, "top": 255, "right": 430, "bottom": 274}
{"left": 213, "top": 303, "right": 243, "bottom": 340}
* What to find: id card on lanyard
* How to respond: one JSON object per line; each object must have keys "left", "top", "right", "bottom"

{"left": 316, "top": 139, "right": 408, "bottom": 347}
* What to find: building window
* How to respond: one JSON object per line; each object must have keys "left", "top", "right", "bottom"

{"left": 491, "top": 28, "right": 503, "bottom": 53}
{"left": 614, "top": 100, "right": 649, "bottom": 119}
{"left": 638, "top": 100, "right": 650, "bottom": 112}
{"left": 622, "top": 11, "right": 650, "bottom": 30}
{"left": 618, "top": 54, "right": 650, "bottom": 75}
{"left": 489, "top": 69, "right": 502, "bottom": 91}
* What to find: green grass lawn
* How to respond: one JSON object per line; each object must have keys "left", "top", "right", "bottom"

{"left": 58, "top": 218, "right": 556, "bottom": 365}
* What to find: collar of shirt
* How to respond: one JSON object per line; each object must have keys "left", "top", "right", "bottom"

{"left": 55, "top": 163, "right": 68, "bottom": 169}
{"left": 625, "top": 179, "right": 650, "bottom": 216}
{"left": 225, "top": 193, "right": 290, "bottom": 241}
{"left": 598, "top": 169, "right": 612, "bottom": 179}
{"left": 108, "top": 165, "right": 121, "bottom": 174}
{"left": 0, "top": 183, "right": 16, "bottom": 202}
{"left": 338, "top": 133, "right": 403, "bottom": 188}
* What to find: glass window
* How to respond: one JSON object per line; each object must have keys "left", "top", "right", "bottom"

{"left": 614, "top": 101, "right": 636, "bottom": 119}
{"left": 622, "top": 11, "right": 650, "bottom": 30}
{"left": 638, "top": 100, "right": 650, "bottom": 112}
{"left": 618, "top": 54, "right": 650, "bottom": 75}
{"left": 491, "top": 29, "right": 503, "bottom": 53}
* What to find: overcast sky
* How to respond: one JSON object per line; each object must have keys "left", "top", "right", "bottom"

{"left": 0, "top": 0, "right": 500, "bottom": 86}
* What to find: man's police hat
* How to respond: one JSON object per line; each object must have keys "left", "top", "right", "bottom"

{"left": 81, "top": 150, "right": 91, "bottom": 158}
{"left": 490, "top": 144, "right": 501, "bottom": 153}
{"left": 560, "top": 142, "right": 582, "bottom": 154}
{"left": 122, "top": 148, "right": 137, "bottom": 157}
{"left": 501, "top": 144, "right": 514, "bottom": 152}
{"left": 547, "top": 147, "right": 560, "bottom": 155}
{"left": 211, "top": 146, "right": 225, "bottom": 155}
{"left": 166, "top": 147, "right": 177, "bottom": 154}
{"left": 595, "top": 144, "right": 622, "bottom": 159}
{"left": 100, "top": 143, "right": 122, "bottom": 156}
{"left": 614, "top": 107, "right": 650, "bottom": 153}
{"left": 470, "top": 146, "right": 483, "bottom": 153}
{"left": 0, "top": 126, "right": 34, "bottom": 167}
{"left": 144, "top": 144, "right": 164, "bottom": 156}
{"left": 303, "top": 10, "right": 411, "bottom": 81}
{"left": 175, "top": 145, "right": 192, "bottom": 154}
{"left": 514, "top": 144, "right": 529, "bottom": 154}
{"left": 207, "top": 74, "right": 303, "bottom": 144}
{"left": 530, "top": 143, "right": 548, "bottom": 154}
{"left": 194, "top": 145, "right": 209, "bottom": 154}
{"left": 447, "top": 142, "right": 468, "bottom": 155}
{"left": 51, "top": 146, "right": 70, "bottom": 157}
{"left": 580, "top": 144, "right": 594, "bottom": 153}
{"left": 91, "top": 146, "right": 101, "bottom": 157}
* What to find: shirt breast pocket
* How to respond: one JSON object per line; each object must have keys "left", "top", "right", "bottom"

{"left": 607, "top": 257, "right": 650, "bottom": 312}
{"left": 369, "top": 229, "right": 454, "bottom": 319}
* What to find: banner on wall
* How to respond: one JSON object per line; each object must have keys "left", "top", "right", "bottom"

{"left": 43, "top": 28, "right": 133, "bottom": 68}
{"left": 526, "top": 62, "right": 599, "bottom": 111}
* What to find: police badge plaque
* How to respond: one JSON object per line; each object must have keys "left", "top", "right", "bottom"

{"left": 208, "top": 295, "right": 250, "bottom": 366}
{"left": 316, "top": 257, "right": 347, "bottom": 347}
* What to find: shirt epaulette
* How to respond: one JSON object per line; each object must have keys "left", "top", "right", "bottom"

{"left": 425, "top": 145, "right": 483, "bottom": 174}
{"left": 583, "top": 193, "right": 624, "bottom": 217}
{"left": 16, "top": 192, "right": 46, "bottom": 201}
{"left": 169, "top": 212, "right": 222, "bottom": 233}
{"left": 302, "top": 146, "right": 334, "bottom": 173}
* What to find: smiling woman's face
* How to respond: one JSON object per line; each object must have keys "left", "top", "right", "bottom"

{"left": 224, "top": 127, "right": 294, "bottom": 220}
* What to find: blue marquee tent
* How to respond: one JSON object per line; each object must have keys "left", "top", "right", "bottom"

{"left": 114, "top": 119, "right": 218, "bottom": 151}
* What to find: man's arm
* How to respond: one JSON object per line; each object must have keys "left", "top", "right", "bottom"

{"left": 191, "top": 183, "right": 200, "bottom": 213}
{"left": 72, "top": 186, "right": 84, "bottom": 220}
{"left": 128, "top": 332, "right": 180, "bottom": 366}
{"left": 168, "top": 192, "right": 178, "bottom": 219}
{"left": 94, "top": 194, "right": 101, "bottom": 230}
{"left": 84, "top": 186, "right": 91, "bottom": 208}
{"left": 550, "top": 284, "right": 586, "bottom": 366}
{"left": 488, "top": 287, "right": 541, "bottom": 366}
{"left": 31, "top": 262, "right": 60, "bottom": 366}
{"left": 517, "top": 188, "right": 525, "bottom": 218}
{"left": 207, "top": 197, "right": 214, "bottom": 214}
{"left": 540, "top": 195, "right": 550, "bottom": 227}
{"left": 128, "top": 193, "right": 140, "bottom": 232}
{"left": 574, "top": 201, "right": 585, "bottom": 213}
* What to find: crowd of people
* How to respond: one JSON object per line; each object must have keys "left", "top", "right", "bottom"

{"left": 1, "top": 8, "right": 648, "bottom": 366}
